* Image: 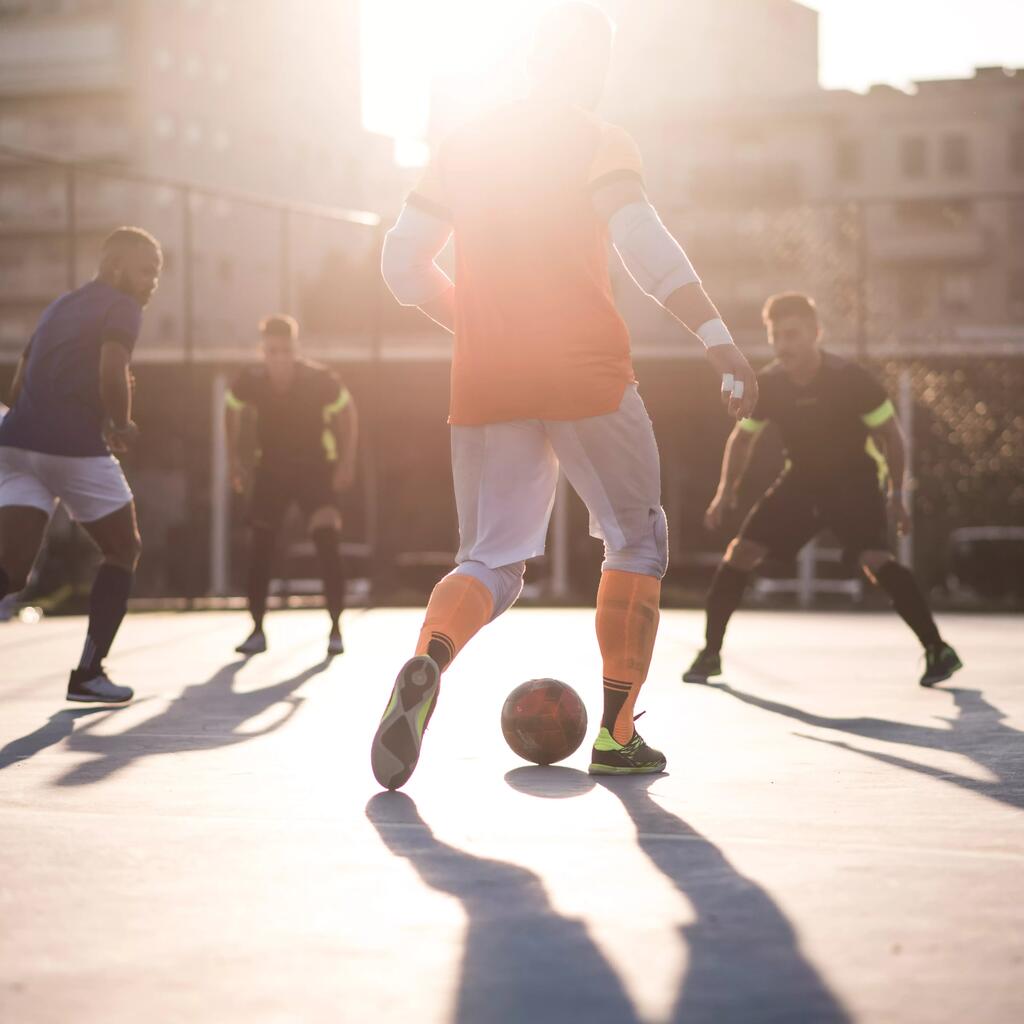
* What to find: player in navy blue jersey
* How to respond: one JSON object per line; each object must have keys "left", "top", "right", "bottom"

{"left": 685, "top": 293, "right": 962, "bottom": 689}
{"left": 0, "top": 227, "right": 162, "bottom": 702}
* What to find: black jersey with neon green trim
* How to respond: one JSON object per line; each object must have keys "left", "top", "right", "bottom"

{"left": 739, "top": 351, "right": 892, "bottom": 486}
{"left": 227, "top": 360, "right": 349, "bottom": 466}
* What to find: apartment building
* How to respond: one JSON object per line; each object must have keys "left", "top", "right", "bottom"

{"left": 0, "top": 0, "right": 385, "bottom": 355}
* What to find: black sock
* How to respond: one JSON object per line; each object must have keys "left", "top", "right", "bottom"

{"left": 312, "top": 526, "right": 345, "bottom": 632}
{"left": 0, "top": 565, "right": 9, "bottom": 600}
{"left": 247, "top": 527, "right": 276, "bottom": 632}
{"left": 705, "top": 563, "right": 751, "bottom": 654}
{"left": 78, "top": 565, "right": 133, "bottom": 675}
{"left": 873, "top": 562, "right": 942, "bottom": 649}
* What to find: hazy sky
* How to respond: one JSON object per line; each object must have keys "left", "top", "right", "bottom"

{"left": 362, "top": 0, "right": 1024, "bottom": 140}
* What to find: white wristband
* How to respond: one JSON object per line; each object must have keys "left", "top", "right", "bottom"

{"left": 696, "top": 317, "right": 734, "bottom": 349}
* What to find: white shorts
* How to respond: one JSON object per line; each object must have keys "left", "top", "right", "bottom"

{"left": 0, "top": 446, "right": 133, "bottom": 523}
{"left": 452, "top": 384, "right": 667, "bottom": 576}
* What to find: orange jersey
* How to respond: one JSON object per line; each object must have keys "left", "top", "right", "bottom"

{"left": 409, "top": 101, "right": 644, "bottom": 426}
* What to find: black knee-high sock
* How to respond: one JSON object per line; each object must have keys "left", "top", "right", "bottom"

{"left": 705, "top": 563, "right": 751, "bottom": 654}
{"left": 0, "top": 565, "right": 9, "bottom": 600}
{"left": 312, "top": 526, "right": 345, "bottom": 631}
{"left": 873, "top": 561, "right": 942, "bottom": 649}
{"left": 247, "top": 527, "right": 276, "bottom": 631}
{"left": 78, "top": 565, "right": 133, "bottom": 675}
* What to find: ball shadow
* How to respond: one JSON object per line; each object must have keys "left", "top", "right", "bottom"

{"left": 503, "top": 764, "right": 596, "bottom": 799}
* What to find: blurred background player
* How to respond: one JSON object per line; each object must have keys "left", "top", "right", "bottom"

{"left": 684, "top": 292, "right": 962, "bottom": 689}
{"left": 225, "top": 314, "right": 358, "bottom": 659}
{"left": 0, "top": 226, "right": 161, "bottom": 702}
{"left": 371, "top": 1, "right": 759, "bottom": 790}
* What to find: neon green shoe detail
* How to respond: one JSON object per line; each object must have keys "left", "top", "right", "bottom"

{"left": 588, "top": 727, "right": 666, "bottom": 775}
{"left": 592, "top": 727, "right": 621, "bottom": 752}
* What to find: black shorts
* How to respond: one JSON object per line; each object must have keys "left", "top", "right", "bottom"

{"left": 738, "top": 471, "right": 889, "bottom": 562}
{"left": 250, "top": 460, "right": 335, "bottom": 531}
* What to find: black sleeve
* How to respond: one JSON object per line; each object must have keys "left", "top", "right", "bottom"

{"left": 847, "top": 365, "right": 889, "bottom": 419}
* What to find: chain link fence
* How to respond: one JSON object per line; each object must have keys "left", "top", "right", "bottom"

{"left": 1, "top": 144, "right": 1021, "bottom": 608}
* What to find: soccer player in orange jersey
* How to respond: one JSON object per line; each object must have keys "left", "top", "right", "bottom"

{"left": 371, "top": 2, "right": 758, "bottom": 789}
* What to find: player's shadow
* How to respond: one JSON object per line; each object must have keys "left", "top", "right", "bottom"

{"left": 365, "top": 791, "right": 641, "bottom": 1024}
{"left": 54, "top": 657, "right": 329, "bottom": 787}
{"left": 715, "top": 684, "right": 1024, "bottom": 812}
{"left": 506, "top": 769, "right": 849, "bottom": 1022}
{"left": 0, "top": 707, "right": 111, "bottom": 771}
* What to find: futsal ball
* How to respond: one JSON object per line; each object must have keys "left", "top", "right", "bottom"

{"left": 500, "top": 678, "right": 588, "bottom": 766}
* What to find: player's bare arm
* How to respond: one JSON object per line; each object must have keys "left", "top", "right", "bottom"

{"left": 590, "top": 177, "right": 758, "bottom": 420}
{"left": 99, "top": 338, "right": 137, "bottom": 452}
{"left": 381, "top": 205, "right": 455, "bottom": 333}
{"left": 705, "top": 423, "right": 760, "bottom": 530}
{"left": 871, "top": 415, "right": 911, "bottom": 537}
{"left": 330, "top": 396, "right": 359, "bottom": 492}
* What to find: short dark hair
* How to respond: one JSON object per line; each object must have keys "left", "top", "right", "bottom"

{"left": 762, "top": 292, "right": 818, "bottom": 325}
{"left": 259, "top": 314, "right": 298, "bottom": 340}
{"left": 100, "top": 226, "right": 161, "bottom": 269}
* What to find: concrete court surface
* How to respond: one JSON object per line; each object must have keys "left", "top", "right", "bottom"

{"left": 0, "top": 607, "right": 1021, "bottom": 1024}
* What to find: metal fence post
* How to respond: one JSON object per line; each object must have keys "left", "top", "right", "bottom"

{"left": 898, "top": 368, "right": 914, "bottom": 570}
{"left": 210, "top": 372, "right": 229, "bottom": 596}
{"left": 182, "top": 186, "right": 198, "bottom": 601}
{"left": 549, "top": 472, "right": 570, "bottom": 600}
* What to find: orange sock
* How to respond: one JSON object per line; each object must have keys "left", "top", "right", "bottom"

{"left": 415, "top": 573, "right": 494, "bottom": 671}
{"left": 596, "top": 570, "right": 661, "bottom": 743}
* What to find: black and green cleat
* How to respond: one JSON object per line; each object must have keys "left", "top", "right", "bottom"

{"left": 682, "top": 648, "right": 722, "bottom": 684}
{"left": 920, "top": 643, "right": 963, "bottom": 688}
{"left": 371, "top": 655, "right": 441, "bottom": 791}
{"left": 588, "top": 727, "right": 667, "bottom": 776}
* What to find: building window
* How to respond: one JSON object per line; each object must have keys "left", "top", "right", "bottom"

{"left": 942, "top": 271, "right": 973, "bottom": 315}
{"left": 1010, "top": 132, "right": 1024, "bottom": 175}
{"left": 901, "top": 136, "right": 928, "bottom": 179}
{"left": 835, "top": 138, "right": 861, "bottom": 182}
{"left": 898, "top": 270, "right": 930, "bottom": 319}
{"left": 943, "top": 134, "right": 970, "bottom": 177}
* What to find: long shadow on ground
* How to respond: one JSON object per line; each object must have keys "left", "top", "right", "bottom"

{"left": 366, "top": 791, "right": 640, "bottom": 1024}
{"left": 0, "top": 707, "right": 111, "bottom": 771}
{"left": 715, "top": 685, "right": 1024, "bottom": 812}
{"left": 505, "top": 768, "right": 849, "bottom": 1023}
{"left": 597, "top": 774, "right": 850, "bottom": 1023}
{"left": 53, "top": 657, "right": 331, "bottom": 787}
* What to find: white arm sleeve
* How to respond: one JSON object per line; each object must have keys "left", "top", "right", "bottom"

{"left": 381, "top": 203, "right": 453, "bottom": 307}
{"left": 608, "top": 201, "right": 700, "bottom": 305}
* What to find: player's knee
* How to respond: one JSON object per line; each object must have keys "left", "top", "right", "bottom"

{"left": 724, "top": 538, "right": 766, "bottom": 572}
{"left": 102, "top": 530, "right": 141, "bottom": 572}
{"left": 454, "top": 560, "right": 525, "bottom": 619}
{"left": 859, "top": 549, "right": 893, "bottom": 580}
{"left": 602, "top": 506, "right": 669, "bottom": 578}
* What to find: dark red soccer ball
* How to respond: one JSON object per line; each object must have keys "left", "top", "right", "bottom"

{"left": 500, "top": 678, "right": 588, "bottom": 766}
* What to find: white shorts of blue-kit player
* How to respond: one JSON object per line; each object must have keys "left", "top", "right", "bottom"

{"left": 0, "top": 447, "right": 133, "bottom": 523}
{"left": 451, "top": 384, "right": 668, "bottom": 597}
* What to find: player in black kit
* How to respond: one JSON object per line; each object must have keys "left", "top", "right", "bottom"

{"left": 225, "top": 315, "right": 358, "bottom": 657}
{"left": 684, "top": 293, "right": 962, "bottom": 689}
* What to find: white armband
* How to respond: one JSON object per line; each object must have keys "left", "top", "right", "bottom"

{"left": 608, "top": 201, "right": 700, "bottom": 305}
{"left": 696, "top": 317, "right": 734, "bottom": 349}
{"left": 381, "top": 204, "right": 453, "bottom": 307}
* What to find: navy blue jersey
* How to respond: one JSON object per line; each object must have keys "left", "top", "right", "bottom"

{"left": 0, "top": 280, "right": 142, "bottom": 456}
